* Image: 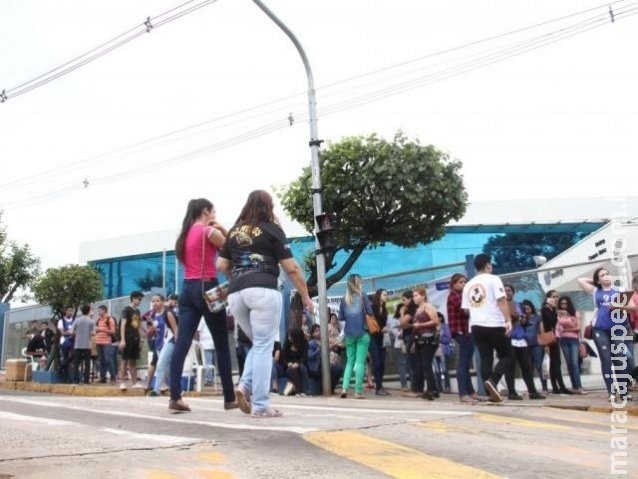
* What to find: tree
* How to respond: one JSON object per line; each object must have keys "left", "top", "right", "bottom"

{"left": 135, "top": 267, "right": 176, "bottom": 294}
{"left": 32, "top": 264, "right": 103, "bottom": 370}
{"left": 483, "top": 232, "right": 590, "bottom": 275}
{"left": 0, "top": 214, "right": 41, "bottom": 303}
{"left": 33, "top": 264, "right": 104, "bottom": 319}
{"left": 278, "top": 131, "right": 468, "bottom": 296}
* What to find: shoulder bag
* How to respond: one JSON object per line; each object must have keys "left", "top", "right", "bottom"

{"left": 361, "top": 294, "right": 380, "bottom": 335}
{"left": 537, "top": 320, "right": 557, "bottom": 347}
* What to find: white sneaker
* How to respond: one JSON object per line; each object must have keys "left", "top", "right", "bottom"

{"left": 119, "top": 382, "right": 127, "bottom": 391}
{"left": 132, "top": 382, "right": 145, "bottom": 389}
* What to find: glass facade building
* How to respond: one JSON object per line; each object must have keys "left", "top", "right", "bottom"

{"left": 89, "top": 225, "right": 603, "bottom": 300}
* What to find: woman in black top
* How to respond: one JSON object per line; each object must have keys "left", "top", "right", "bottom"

{"left": 540, "top": 290, "right": 572, "bottom": 395}
{"left": 280, "top": 328, "right": 308, "bottom": 396}
{"left": 369, "top": 289, "right": 390, "bottom": 396}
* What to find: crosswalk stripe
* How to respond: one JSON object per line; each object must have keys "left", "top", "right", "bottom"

{"left": 304, "top": 430, "right": 504, "bottom": 479}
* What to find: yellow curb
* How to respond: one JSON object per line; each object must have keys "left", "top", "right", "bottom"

{"left": 0, "top": 379, "right": 221, "bottom": 398}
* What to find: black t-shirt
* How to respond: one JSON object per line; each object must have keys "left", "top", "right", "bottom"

{"left": 122, "top": 306, "right": 141, "bottom": 340}
{"left": 219, "top": 221, "right": 293, "bottom": 293}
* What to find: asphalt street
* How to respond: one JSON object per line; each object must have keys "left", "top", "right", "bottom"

{"left": 0, "top": 387, "right": 636, "bottom": 479}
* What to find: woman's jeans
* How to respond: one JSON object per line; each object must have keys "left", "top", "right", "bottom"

{"left": 560, "top": 337, "right": 582, "bottom": 389}
{"left": 368, "top": 333, "right": 386, "bottom": 392}
{"left": 530, "top": 345, "right": 548, "bottom": 391}
{"left": 593, "top": 328, "right": 630, "bottom": 396}
{"left": 228, "top": 287, "right": 282, "bottom": 413}
{"left": 394, "top": 347, "right": 408, "bottom": 389}
{"left": 170, "top": 279, "right": 235, "bottom": 403}
{"left": 97, "top": 344, "right": 115, "bottom": 381}
{"left": 153, "top": 341, "right": 174, "bottom": 393}
{"left": 342, "top": 333, "right": 371, "bottom": 394}
{"left": 455, "top": 334, "right": 476, "bottom": 397}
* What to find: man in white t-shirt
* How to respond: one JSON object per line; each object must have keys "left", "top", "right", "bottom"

{"left": 462, "top": 253, "right": 512, "bottom": 403}
{"left": 196, "top": 318, "right": 215, "bottom": 386}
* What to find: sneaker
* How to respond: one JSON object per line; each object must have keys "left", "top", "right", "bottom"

{"left": 354, "top": 393, "right": 366, "bottom": 399}
{"left": 484, "top": 380, "right": 503, "bottom": 403}
{"left": 375, "top": 388, "right": 390, "bottom": 396}
{"left": 119, "top": 383, "right": 127, "bottom": 391}
{"left": 132, "top": 382, "right": 145, "bottom": 389}
{"left": 168, "top": 400, "right": 191, "bottom": 413}
{"left": 339, "top": 389, "right": 348, "bottom": 399}
{"left": 147, "top": 390, "right": 159, "bottom": 397}
{"left": 235, "top": 386, "right": 252, "bottom": 415}
{"left": 283, "top": 381, "right": 296, "bottom": 397}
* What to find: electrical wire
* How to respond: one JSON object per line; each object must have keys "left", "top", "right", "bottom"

{"left": 0, "top": 1, "right": 635, "bottom": 210}
{"left": 0, "top": 0, "right": 630, "bottom": 191}
{"left": 2, "top": 0, "right": 218, "bottom": 101}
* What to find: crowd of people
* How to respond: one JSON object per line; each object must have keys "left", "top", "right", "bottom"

{"left": 21, "top": 193, "right": 638, "bottom": 417}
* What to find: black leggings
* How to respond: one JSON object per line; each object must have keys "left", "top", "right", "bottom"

{"left": 548, "top": 342, "right": 568, "bottom": 392}
{"left": 505, "top": 346, "right": 538, "bottom": 394}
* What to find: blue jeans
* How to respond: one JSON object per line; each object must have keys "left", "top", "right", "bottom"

{"left": 455, "top": 334, "right": 475, "bottom": 397}
{"left": 593, "top": 328, "right": 630, "bottom": 396}
{"left": 560, "top": 337, "right": 582, "bottom": 389}
{"left": 204, "top": 349, "right": 215, "bottom": 383}
{"left": 97, "top": 344, "right": 115, "bottom": 381}
{"left": 394, "top": 347, "right": 408, "bottom": 389}
{"left": 228, "top": 287, "right": 282, "bottom": 413}
{"left": 367, "top": 333, "right": 386, "bottom": 392}
{"left": 170, "top": 279, "right": 235, "bottom": 403}
{"left": 530, "top": 344, "right": 548, "bottom": 391}
{"left": 154, "top": 341, "right": 174, "bottom": 393}
{"left": 111, "top": 344, "right": 119, "bottom": 379}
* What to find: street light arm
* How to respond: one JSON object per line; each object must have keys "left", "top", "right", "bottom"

{"left": 252, "top": 0, "right": 331, "bottom": 396}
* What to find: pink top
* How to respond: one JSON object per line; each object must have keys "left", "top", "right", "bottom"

{"left": 182, "top": 224, "right": 218, "bottom": 279}
{"left": 557, "top": 312, "right": 580, "bottom": 339}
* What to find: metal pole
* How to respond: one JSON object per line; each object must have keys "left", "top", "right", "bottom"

{"left": 252, "top": 0, "right": 331, "bottom": 396}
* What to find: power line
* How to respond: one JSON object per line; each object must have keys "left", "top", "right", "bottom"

{"left": 2, "top": 0, "right": 218, "bottom": 101}
{"left": 0, "top": 1, "right": 635, "bottom": 209}
{"left": 0, "top": 0, "right": 629, "bottom": 192}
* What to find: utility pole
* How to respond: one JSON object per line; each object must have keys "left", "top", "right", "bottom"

{"left": 252, "top": 1, "right": 331, "bottom": 396}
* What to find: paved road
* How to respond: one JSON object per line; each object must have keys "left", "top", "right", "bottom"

{"left": 0, "top": 389, "right": 635, "bottom": 478}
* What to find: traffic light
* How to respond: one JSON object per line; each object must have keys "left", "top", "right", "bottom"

{"left": 315, "top": 213, "right": 338, "bottom": 252}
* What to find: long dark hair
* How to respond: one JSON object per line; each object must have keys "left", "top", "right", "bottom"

{"left": 558, "top": 295, "right": 576, "bottom": 316}
{"left": 372, "top": 289, "right": 388, "bottom": 318}
{"left": 175, "top": 198, "right": 213, "bottom": 263}
{"left": 235, "top": 190, "right": 275, "bottom": 226}
{"left": 521, "top": 299, "right": 536, "bottom": 315}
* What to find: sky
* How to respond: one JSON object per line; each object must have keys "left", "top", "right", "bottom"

{"left": 0, "top": 0, "right": 637, "bottom": 270}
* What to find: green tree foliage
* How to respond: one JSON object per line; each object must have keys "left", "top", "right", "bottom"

{"left": 278, "top": 132, "right": 468, "bottom": 293}
{"left": 135, "top": 267, "right": 175, "bottom": 293}
{"left": 483, "top": 232, "right": 590, "bottom": 275}
{"left": 0, "top": 215, "right": 41, "bottom": 303}
{"left": 32, "top": 264, "right": 103, "bottom": 318}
